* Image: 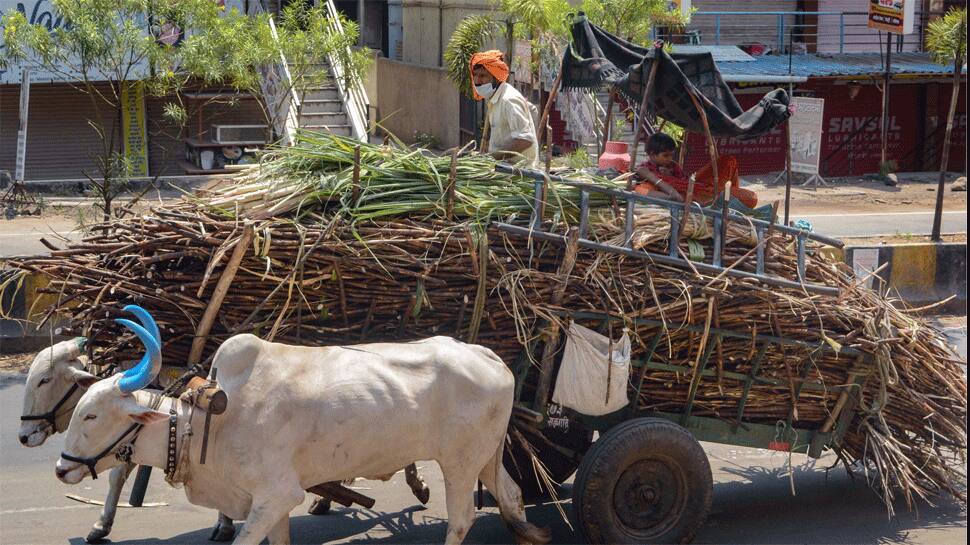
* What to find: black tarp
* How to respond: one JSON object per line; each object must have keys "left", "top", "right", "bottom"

{"left": 561, "top": 15, "right": 791, "bottom": 139}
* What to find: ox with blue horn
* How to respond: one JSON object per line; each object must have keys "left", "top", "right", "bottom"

{"left": 55, "top": 327, "right": 550, "bottom": 545}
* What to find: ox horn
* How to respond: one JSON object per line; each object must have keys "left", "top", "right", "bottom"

{"left": 122, "top": 304, "right": 161, "bottom": 344}
{"left": 116, "top": 312, "right": 162, "bottom": 394}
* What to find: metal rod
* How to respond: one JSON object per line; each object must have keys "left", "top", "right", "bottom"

{"left": 755, "top": 224, "right": 766, "bottom": 274}
{"left": 625, "top": 200, "right": 635, "bottom": 247}
{"left": 494, "top": 223, "right": 841, "bottom": 295}
{"left": 797, "top": 234, "right": 807, "bottom": 280}
{"left": 128, "top": 465, "right": 153, "bottom": 507}
{"left": 784, "top": 83, "right": 793, "bottom": 225}
{"left": 712, "top": 217, "right": 723, "bottom": 267}
{"left": 720, "top": 181, "right": 731, "bottom": 264}
{"left": 495, "top": 164, "right": 845, "bottom": 248}
{"left": 579, "top": 190, "right": 590, "bottom": 239}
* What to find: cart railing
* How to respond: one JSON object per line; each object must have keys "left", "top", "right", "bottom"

{"left": 533, "top": 310, "right": 872, "bottom": 459}
{"left": 492, "top": 164, "right": 844, "bottom": 296}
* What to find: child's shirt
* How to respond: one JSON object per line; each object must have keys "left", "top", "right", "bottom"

{"left": 638, "top": 159, "right": 686, "bottom": 180}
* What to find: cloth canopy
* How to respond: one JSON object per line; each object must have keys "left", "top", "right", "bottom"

{"left": 561, "top": 14, "right": 791, "bottom": 139}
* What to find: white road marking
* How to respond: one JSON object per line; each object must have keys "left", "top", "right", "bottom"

{"left": 0, "top": 505, "right": 93, "bottom": 515}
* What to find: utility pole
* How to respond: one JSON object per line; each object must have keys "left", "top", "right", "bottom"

{"left": 880, "top": 32, "right": 893, "bottom": 169}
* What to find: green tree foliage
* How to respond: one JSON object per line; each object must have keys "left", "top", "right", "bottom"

{"left": 926, "top": 7, "right": 967, "bottom": 66}
{"left": 2, "top": 0, "right": 365, "bottom": 218}
{"left": 582, "top": 0, "right": 688, "bottom": 44}
{"left": 444, "top": 14, "right": 498, "bottom": 97}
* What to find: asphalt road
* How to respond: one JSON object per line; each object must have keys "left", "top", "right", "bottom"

{"left": 794, "top": 210, "right": 967, "bottom": 238}
{"left": 1, "top": 318, "right": 966, "bottom": 545}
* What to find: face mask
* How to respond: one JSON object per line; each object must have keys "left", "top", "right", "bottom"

{"left": 476, "top": 83, "right": 496, "bottom": 99}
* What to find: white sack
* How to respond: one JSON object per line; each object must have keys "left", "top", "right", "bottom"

{"left": 552, "top": 322, "right": 630, "bottom": 416}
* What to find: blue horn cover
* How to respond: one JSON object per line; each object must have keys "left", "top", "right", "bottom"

{"left": 122, "top": 305, "right": 161, "bottom": 344}
{"left": 116, "top": 319, "right": 162, "bottom": 393}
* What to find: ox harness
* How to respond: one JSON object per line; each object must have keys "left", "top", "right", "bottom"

{"left": 59, "top": 364, "right": 204, "bottom": 481}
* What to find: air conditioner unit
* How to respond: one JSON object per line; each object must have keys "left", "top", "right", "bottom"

{"left": 212, "top": 125, "right": 270, "bottom": 145}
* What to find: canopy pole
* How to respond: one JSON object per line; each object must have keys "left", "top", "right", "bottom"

{"left": 537, "top": 55, "right": 566, "bottom": 147}
{"left": 601, "top": 91, "right": 616, "bottom": 155}
{"left": 784, "top": 82, "right": 793, "bottom": 225}
{"left": 684, "top": 83, "right": 719, "bottom": 196}
{"left": 628, "top": 42, "right": 664, "bottom": 190}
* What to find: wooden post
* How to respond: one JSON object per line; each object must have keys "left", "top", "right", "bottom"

{"left": 601, "top": 91, "right": 616, "bottom": 155}
{"left": 188, "top": 225, "right": 254, "bottom": 365}
{"left": 537, "top": 57, "right": 566, "bottom": 146}
{"left": 446, "top": 148, "right": 458, "bottom": 220}
{"left": 932, "top": 42, "right": 963, "bottom": 241}
{"left": 720, "top": 181, "right": 732, "bottom": 263}
{"left": 685, "top": 83, "right": 719, "bottom": 196}
{"left": 629, "top": 43, "right": 664, "bottom": 188}
{"left": 880, "top": 32, "right": 893, "bottom": 169}
{"left": 784, "top": 85, "right": 793, "bottom": 225}
{"left": 675, "top": 176, "right": 695, "bottom": 252}
{"left": 545, "top": 122, "right": 553, "bottom": 172}
{"left": 533, "top": 227, "right": 580, "bottom": 411}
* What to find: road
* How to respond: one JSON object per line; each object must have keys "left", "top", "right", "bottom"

{"left": 794, "top": 210, "right": 966, "bottom": 238}
{"left": 1, "top": 320, "right": 965, "bottom": 545}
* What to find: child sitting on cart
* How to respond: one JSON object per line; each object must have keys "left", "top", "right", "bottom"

{"left": 633, "top": 132, "right": 758, "bottom": 209}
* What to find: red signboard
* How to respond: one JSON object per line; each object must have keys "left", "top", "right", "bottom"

{"left": 682, "top": 81, "right": 966, "bottom": 178}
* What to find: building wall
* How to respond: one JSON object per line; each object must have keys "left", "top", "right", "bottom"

{"left": 687, "top": 1, "right": 799, "bottom": 51}
{"left": 374, "top": 56, "right": 460, "bottom": 147}
{"left": 401, "top": 0, "right": 503, "bottom": 67}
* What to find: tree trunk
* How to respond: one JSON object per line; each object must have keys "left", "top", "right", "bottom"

{"left": 931, "top": 46, "right": 964, "bottom": 241}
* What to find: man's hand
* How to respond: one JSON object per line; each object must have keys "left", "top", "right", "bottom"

{"left": 491, "top": 137, "right": 533, "bottom": 161}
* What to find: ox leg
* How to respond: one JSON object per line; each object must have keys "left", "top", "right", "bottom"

{"left": 405, "top": 463, "right": 431, "bottom": 504}
{"left": 440, "top": 466, "right": 477, "bottom": 545}
{"left": 478, "top": 446, "right": 551, "bottom": 545}
{"left": 209, "top": 513, "right": 236, "bottom": 542}
{"left": 85, "top": 463, "right": 135, "bottom": 543}
{"left": 232, "top": 486, "right": 304, "bottom": 545}
{"left": 266, "top": 516, "right": 291, "bottom": 545}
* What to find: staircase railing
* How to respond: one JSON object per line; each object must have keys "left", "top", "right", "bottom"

{"left": 321, "top": 0, "right": 370, "bottom": 142}
{"left": 249, "top": 2, "right": 300, "bottom": 146}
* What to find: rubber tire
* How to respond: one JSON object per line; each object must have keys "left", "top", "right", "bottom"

{"left": 504, "top": 423, "right": 593, "bottom": 500}
{"left": 572, "top": 418, "right": 712, "bottom": 544}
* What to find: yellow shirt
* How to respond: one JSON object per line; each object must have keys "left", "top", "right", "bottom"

{"left": 486, "top": 82, "right": 538, "bottom": 167}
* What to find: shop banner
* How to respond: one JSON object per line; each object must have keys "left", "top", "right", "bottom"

{"left": 121, "top": 80, "right": 150, "bottom": 177}
{"left": 789, "top": 97, "right": 825, "bottom": 175}
{"left": 867, "top": 0, "right": 915, "bottom": 35}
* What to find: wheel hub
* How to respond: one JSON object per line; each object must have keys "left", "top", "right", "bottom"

{"left": 613, "top": 459, "right": 686, "bottom": 536}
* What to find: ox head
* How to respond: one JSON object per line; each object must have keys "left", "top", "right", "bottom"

{"left": 19, "top": 338, "right": 93, "bottom": 447}
{"left": 55, "top": 307, "right": 168, "bottom": 483}
{"left": 20, "top": 305, "right": 161, "bottom": 447}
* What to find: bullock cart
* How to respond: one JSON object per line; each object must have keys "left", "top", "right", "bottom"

{"left": 10, "top": 134, "right": 965, "bottom": 544}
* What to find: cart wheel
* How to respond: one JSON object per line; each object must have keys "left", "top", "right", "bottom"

{"left": 504, "top": 423, "right": 593, "bottom": 499}
{"left": 572, "top": 418, "right": 712, "bottom": 544}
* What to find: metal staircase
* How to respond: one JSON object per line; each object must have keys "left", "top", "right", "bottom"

{"left": 251, "top": 0, "right": 369, "bottom": 144}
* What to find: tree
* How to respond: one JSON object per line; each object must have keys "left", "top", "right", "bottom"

{"left": 926, "top": 7, "right": 966, "bottom": 241}
{"left": 2, "top": 0, "right": 366, "bottom": 221}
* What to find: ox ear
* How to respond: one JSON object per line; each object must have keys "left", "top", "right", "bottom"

{"left": 125, "top": 404, "right": 169, "bottom": 425}
{"left": 63, "top": 366, "right": 100, "bottom": 389}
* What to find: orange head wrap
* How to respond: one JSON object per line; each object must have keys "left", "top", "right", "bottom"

{"left": 470, "top": 50, "right": 509, "bottom": 100}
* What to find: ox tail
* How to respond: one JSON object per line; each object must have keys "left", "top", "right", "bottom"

{"left": 481, "top": 439, "right": 552, "bottom": 545}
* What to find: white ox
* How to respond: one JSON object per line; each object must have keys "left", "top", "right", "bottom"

{"left": 55, "top": 310, "right": 549, "bottom": 545}
{"left": 19, "top": 338, "right": 237, "bottom": 542}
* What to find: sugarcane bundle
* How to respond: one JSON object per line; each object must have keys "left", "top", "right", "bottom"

{"left": 7, "top": 131, "right": 965, "bottom": 512}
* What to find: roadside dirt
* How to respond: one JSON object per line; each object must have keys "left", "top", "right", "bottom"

{"left": 841, "top": 233, "right": 967, "bottom": 246}
{"left": 0, "top": 352, "right": 32, "bottom": 373}
{"left": 746, "top": 171, "right": 967, "bottom": 215}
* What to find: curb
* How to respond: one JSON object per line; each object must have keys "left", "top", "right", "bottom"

{"left": 839, "top": 242, "right": 967, "bottom": 308}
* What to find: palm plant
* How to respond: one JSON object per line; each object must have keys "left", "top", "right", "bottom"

{"left": 926, "top": 7, "right": 967, "bottom": 241}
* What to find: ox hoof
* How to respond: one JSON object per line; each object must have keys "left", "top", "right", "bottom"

{"left": 85, "top": 526, "right": 110, "bottom": 544}
{"left": 308, "top": 498, "right": 332, "bottom": 515}
{"left": 209, "top": 523, "right": 235, "bottom": 542}
{"left": 415, "top": 486, "right": 431, "bottom": 505}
